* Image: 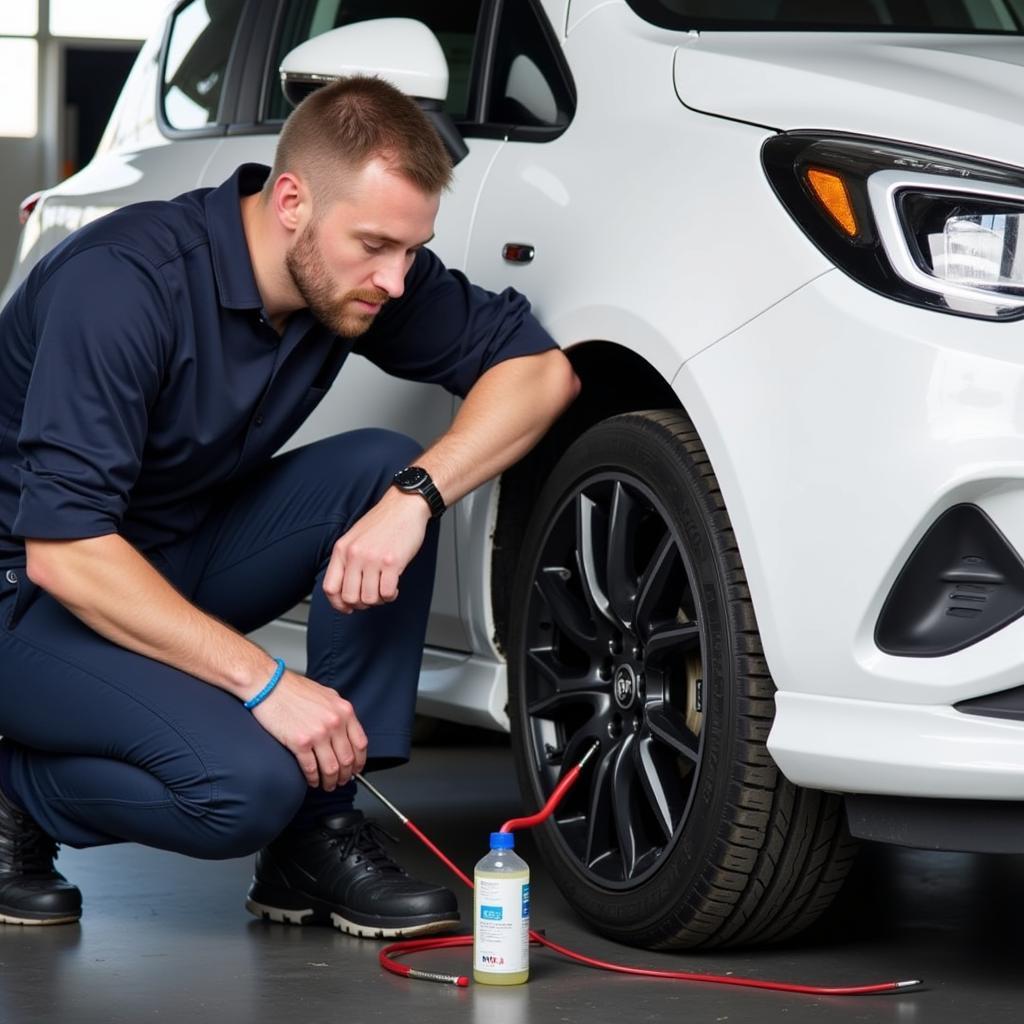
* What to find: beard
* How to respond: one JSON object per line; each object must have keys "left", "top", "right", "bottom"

{"left": 285, "top": 223, "right": 389, "bottom": 338}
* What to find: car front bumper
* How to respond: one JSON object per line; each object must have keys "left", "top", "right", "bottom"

{"left": 676, "top": 267, "right": 1024, "bottom": 799}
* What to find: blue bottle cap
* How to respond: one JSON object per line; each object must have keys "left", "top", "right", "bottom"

{"left": 490, "top": 831, "right": 514, "bottom": 849}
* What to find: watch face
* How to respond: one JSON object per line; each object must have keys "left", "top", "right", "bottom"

{"left": 394, "top": 466, "right": 428, "bottom": 489}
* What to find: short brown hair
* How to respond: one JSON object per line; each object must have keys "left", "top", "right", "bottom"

{"left": 267, "top": 75, "right": 453, "bottom": 207}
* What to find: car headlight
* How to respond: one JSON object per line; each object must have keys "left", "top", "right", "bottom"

{"left": 762, "top": 133, "right": 1024, "bottom": 321}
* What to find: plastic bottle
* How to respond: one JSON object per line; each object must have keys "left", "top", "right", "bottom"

{"left": 473, "top": 831, "right": 530, "bottom": 985}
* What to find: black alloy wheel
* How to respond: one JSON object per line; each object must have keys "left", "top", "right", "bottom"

{"left": 508, "top": 411, "right": 859, "bottom": 948}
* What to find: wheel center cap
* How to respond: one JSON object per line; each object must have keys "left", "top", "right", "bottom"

{"left": 613, "top": 665, "right": 637, "bottom": 709}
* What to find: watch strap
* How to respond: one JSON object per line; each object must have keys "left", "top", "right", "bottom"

{"left": 415, "top": 474, "right": 446, "bottom": 518}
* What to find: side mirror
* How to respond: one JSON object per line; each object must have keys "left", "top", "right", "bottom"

{"left": 279, "top": 18, "right": 468, "bottom": 166}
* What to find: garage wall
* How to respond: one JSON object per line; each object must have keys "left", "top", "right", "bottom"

{"left": 0, "top": 138, "right": 43, "bottom": 283}
{"left": 0, "top": 1, "right": 160, "bottom": 291}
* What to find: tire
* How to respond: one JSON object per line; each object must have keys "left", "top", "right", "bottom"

{"left": 507, "top": 410, "right": 859, "bottom": 948}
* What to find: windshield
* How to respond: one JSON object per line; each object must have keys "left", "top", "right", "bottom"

{"left": 625, "top": 0, "right": 1024, "bottom": 33}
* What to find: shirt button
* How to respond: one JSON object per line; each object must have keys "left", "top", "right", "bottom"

{"left": 5, "top": 569, "right": 17, "bottom": 584}
{"left": 255, "top": 415, "right": 264, "bottom": 426}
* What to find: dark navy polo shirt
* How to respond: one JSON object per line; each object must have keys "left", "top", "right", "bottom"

{"left": 0, "top": 163, "right": 556, "bottom": 568}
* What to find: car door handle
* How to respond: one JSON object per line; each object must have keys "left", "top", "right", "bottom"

{"left": 502, "top": 242, "right": 535, "bottom": 264}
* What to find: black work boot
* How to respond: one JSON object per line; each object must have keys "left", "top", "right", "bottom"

{"left": 246, "top": 810, "right": 459, "bottom": 938}
{"left": 0, "top": 787, "right": 81, "bottom": 925}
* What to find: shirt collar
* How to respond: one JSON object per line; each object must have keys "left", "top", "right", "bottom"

{"left": 203, "top": 163, "right": 270, "bottom": 311}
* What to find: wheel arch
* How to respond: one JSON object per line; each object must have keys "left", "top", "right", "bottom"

{"left": 491, "top": 339, "right": 681, "bottom": 656}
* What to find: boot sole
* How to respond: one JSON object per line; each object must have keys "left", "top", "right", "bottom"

{"left": 0, "top": 910, "right": 80, "bottom": 926}
{"left": 245, "top": 885, "right": 459, "bottom": 940}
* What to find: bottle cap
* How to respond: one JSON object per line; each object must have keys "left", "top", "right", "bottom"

{"left": 489, "top": 831, "right": 514, "bottom": 849}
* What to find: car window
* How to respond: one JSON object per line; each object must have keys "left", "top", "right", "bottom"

{"left": 626, "top": 0, "right": 1024, "bottom": 32}
{"left": 265, "top": 1, "right": 483, "bottom": 123}
{"left": 162, "top": 0, "right": 247, "bottom": 130}
{"left": 102, "top": 32, "right": 163, "bottom": 152}
{"left": 486, "top": 0, "right": 573, "bottom": 132}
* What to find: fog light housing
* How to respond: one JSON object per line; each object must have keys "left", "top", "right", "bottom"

{"left": 876, "top": 504, "right": 1024, "bottom": 657}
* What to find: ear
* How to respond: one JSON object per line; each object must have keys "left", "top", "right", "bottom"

{"left": 270, "top": 172, "right": 312, "bottom": 234}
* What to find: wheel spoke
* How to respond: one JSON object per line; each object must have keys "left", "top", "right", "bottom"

{"left": 635, "top": 734, "right": 676, "bottom": 843}
{"left": 527, "top": 647, "right": 584, "bottom": 689}
{"left": 526, "top": 649, "right": 608, "bottom": 718}
{"left": 575, "top": 493, "right": 619, "bottom": 629}
{"left": 646, "top": 701, "right": 700, "bottom": 764}
{"left": 606, "top": 482, "right": 641, "bottom": 630}
{"left": 527, "top": 686, "right": 609, "bottom": 719}
{"left": 535, "top": 568, "right": 598, "bottom": 650}
{"left": 635, "top": 531, "right": 681, "bottom": 627}
{"left": 583, "top": 746, "right": 615, "bottom": 869}
{"left": 644, "top": 622, "right": 701, "bottom": 663}
{"left": 609, "top": 735, "right": 638, "bottom": 879}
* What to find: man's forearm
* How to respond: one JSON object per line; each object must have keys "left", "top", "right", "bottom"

{"left": 24, "top": 534, "right": 276, "bottom": 699}
{"left": 416, "top": 349, "right": 579, "bottom": 506}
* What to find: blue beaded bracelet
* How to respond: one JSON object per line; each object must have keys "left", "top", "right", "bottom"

{"left": 244, "top": 658, "right": 286, "bottom": 710}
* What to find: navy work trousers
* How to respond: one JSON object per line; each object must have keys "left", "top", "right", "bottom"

{"left": 0, "top": 429, "right": 438, "bottom": 859}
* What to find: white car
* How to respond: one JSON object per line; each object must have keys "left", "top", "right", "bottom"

{"left": 8, "top": 0, "right": 1024, "bottom": 949}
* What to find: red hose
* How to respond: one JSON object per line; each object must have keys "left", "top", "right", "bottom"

{"left": 379, "top": 930, "right": 918, "bottom": 996}
{"left": 497, "top": 764, "right": 584, "bottom": 834}
{"left": 358, "top": 751, "right": 921, "bottom": 997}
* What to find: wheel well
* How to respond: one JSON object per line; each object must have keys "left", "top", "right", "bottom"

{"left": 491, "top": 340, "right": 681, "bottom": 655}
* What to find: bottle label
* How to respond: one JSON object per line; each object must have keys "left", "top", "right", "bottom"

{"left": 474, "top": 877, "right": 529, "bottom": 974}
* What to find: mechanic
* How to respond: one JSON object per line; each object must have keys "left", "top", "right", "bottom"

{"left": 0, "top": 76, "right": 579, "bottom": 934}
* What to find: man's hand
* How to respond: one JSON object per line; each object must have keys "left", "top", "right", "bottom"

{"left": 251, "top": 670, "right": 368, "bottom": 789}
{"left": 25, "top": 535, "right": 369, "bottom": 790}
{"left": 323, "top": 488, "right": 432, "bottom": 613}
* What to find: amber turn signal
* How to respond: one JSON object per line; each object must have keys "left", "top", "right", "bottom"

{"left": 805, "top": 168, "right": 858, "bottom": 237}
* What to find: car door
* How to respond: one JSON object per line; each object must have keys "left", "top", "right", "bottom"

{"left": 197, "top": 0, "right": 506, "bottom": 653}
{"left": 462, "top": 0, "right": 575, "bottom": 300}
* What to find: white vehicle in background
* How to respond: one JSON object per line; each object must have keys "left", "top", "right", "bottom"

{"left": 8, "top": 0, "right": 1024, "bottom": 950}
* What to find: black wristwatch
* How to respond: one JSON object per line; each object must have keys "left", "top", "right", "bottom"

{"left": 392, "top": 465, "right": 446, "bottom": 518}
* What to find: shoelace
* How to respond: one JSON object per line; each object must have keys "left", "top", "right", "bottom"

{"left": 0, "top": 810, "right": 59, "bottom": 875}
{"left": 333, "top": 819, "right": 405, "bottom": 875}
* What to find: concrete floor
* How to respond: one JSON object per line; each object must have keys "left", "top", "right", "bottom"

{"left": 1, "top": 730, "right": 1021, "bottom": 1024}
